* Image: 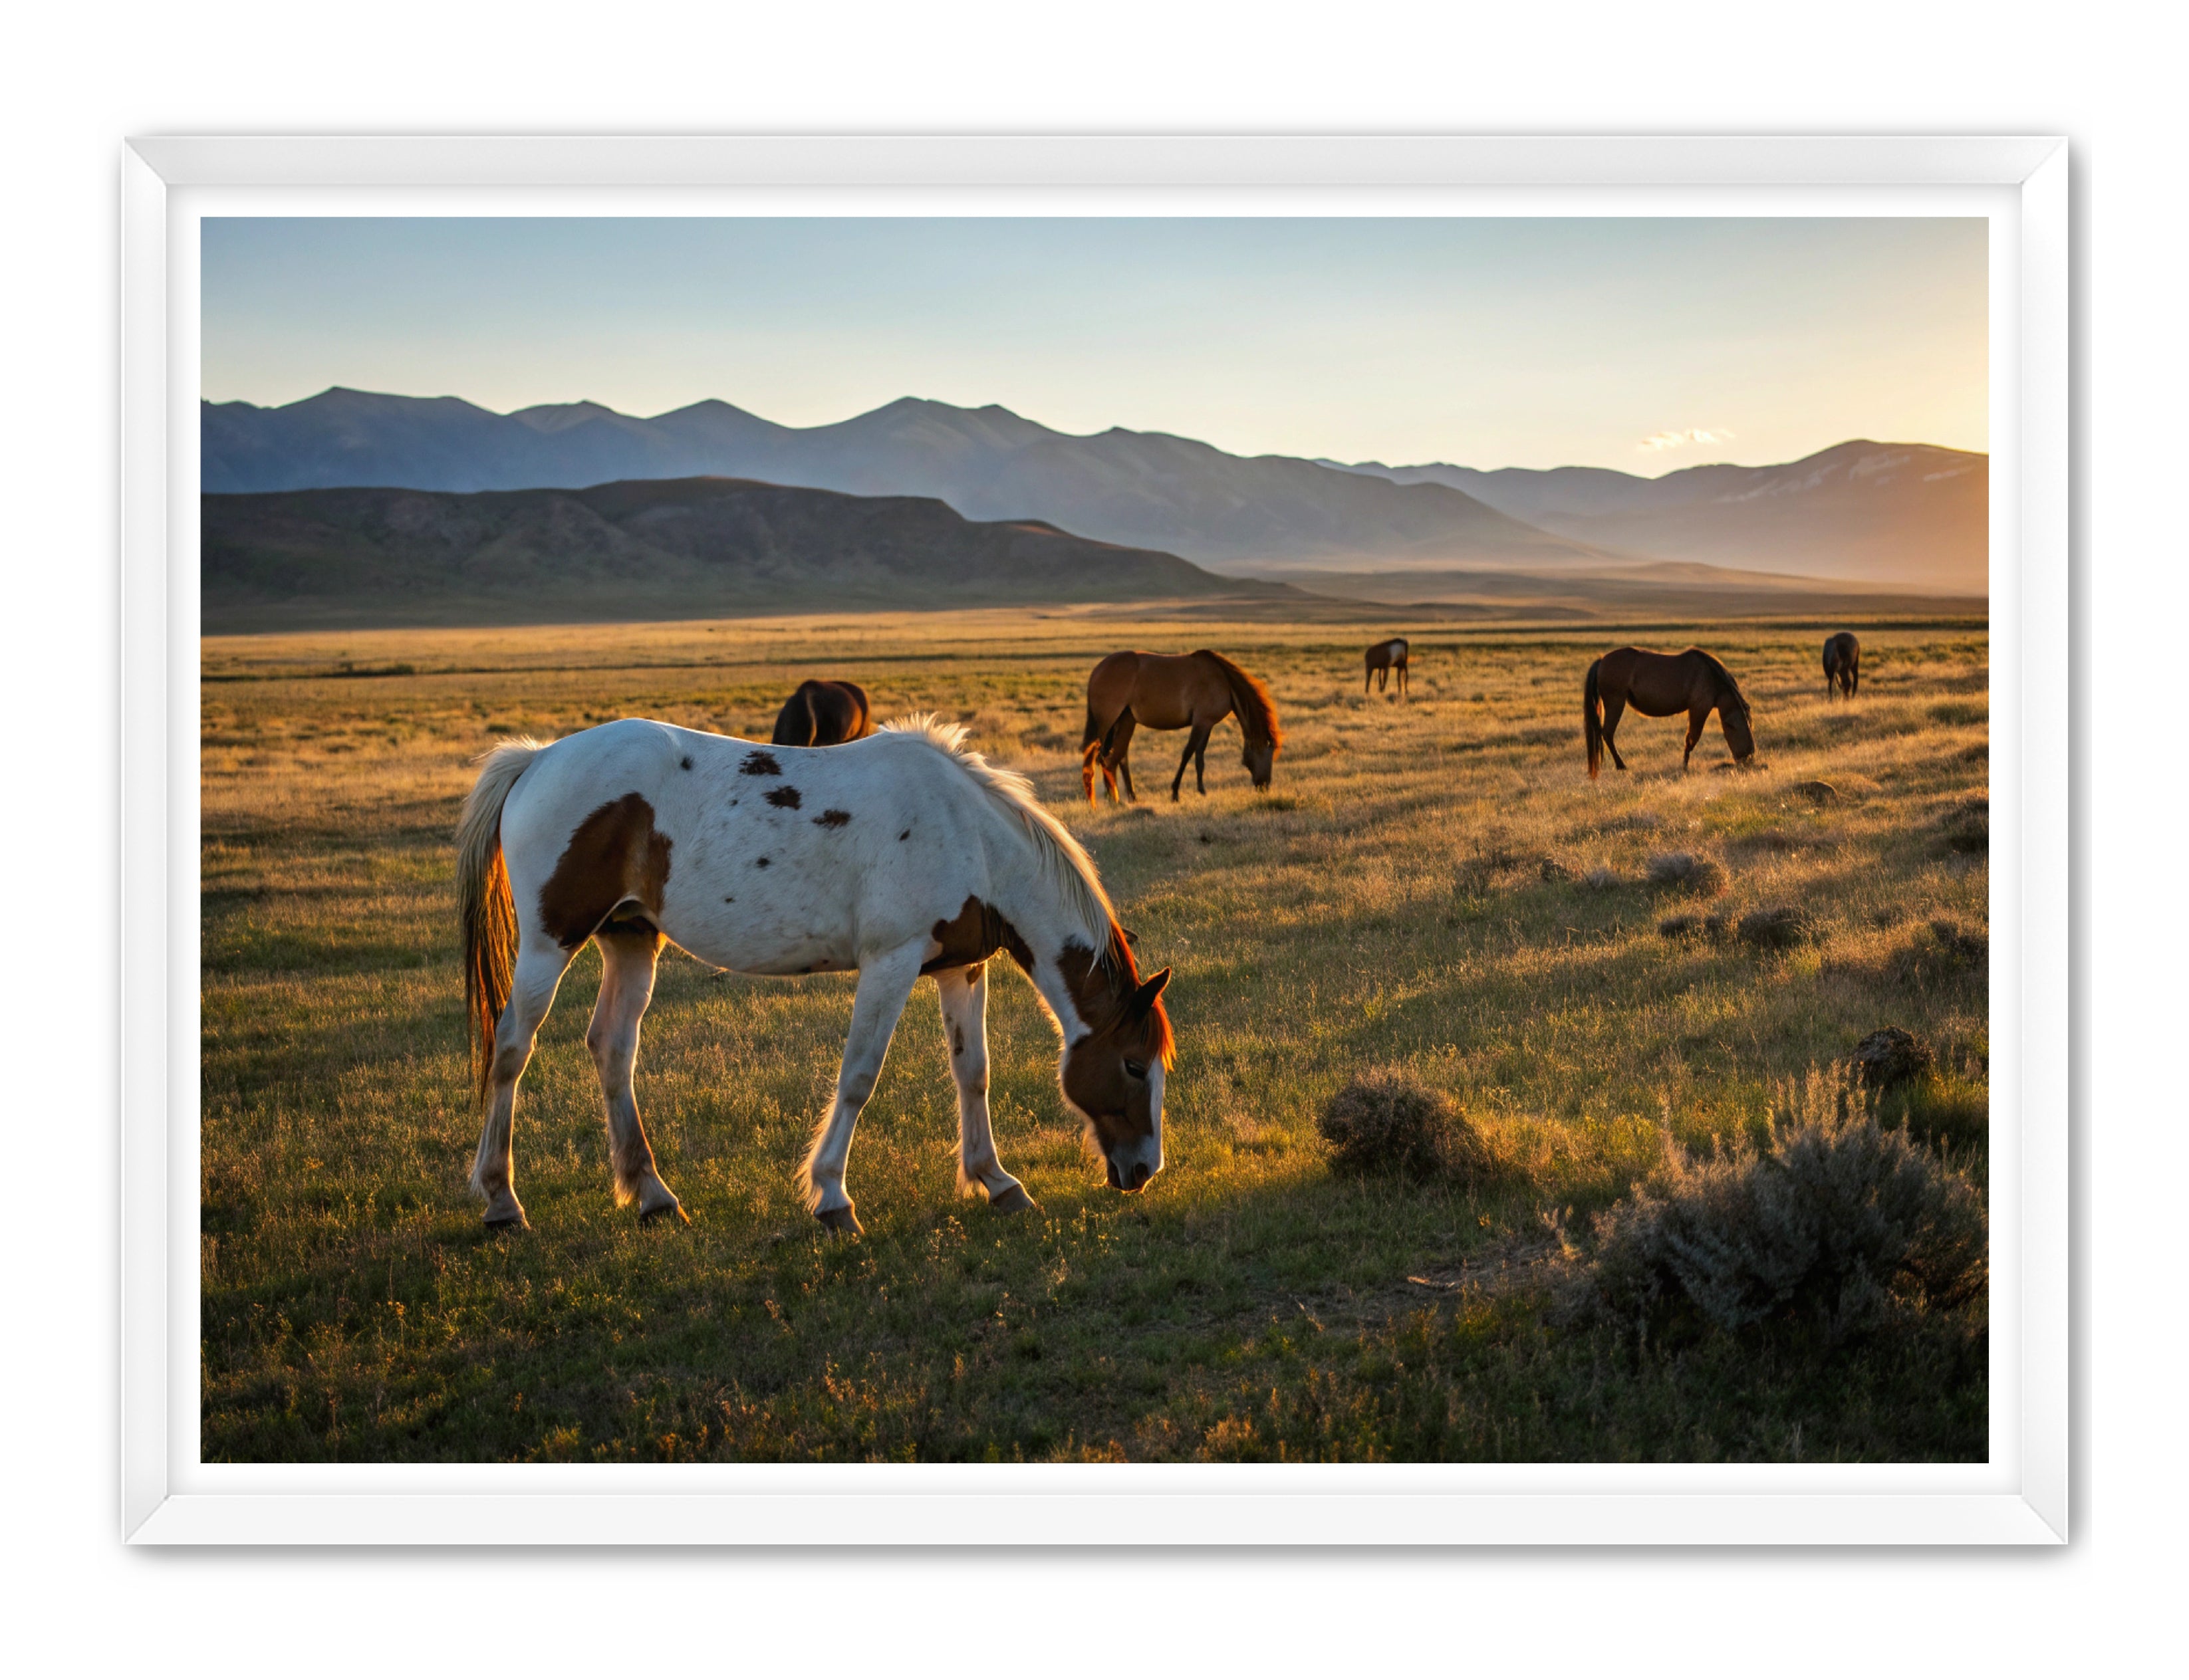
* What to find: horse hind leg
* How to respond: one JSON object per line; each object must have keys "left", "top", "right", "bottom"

{"left": 1102, "top": 711, "right": 1138, "bottom": 804}
{"left": 471, "top": 940, "right": 574, "bottom": 1230}
{"left": 587, "top": 922, "right": 685, "bottom": 1224}
{"left": 1600, "top": 695, "right": 1630, "bottom": 771}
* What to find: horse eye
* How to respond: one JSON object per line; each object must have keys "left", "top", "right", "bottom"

{"left": 1124, "top": 1060, "right": 1147, "bottom": 1081}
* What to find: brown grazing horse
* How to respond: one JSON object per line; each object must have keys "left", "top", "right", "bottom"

{"left": 1365, "top": 637, "right": 1410, "bottom": 695}
{"left": 1081, "top": 650, "right": 1283, "bottom": 802}
{"left": 1823, "top": 632, "right": 1861, "bottom": 700}
{"left": 771, "top": 679, "right": 873, "bottom": 747}
{"left": 1583, "top": 646, "right": 1755, "bottom": 777}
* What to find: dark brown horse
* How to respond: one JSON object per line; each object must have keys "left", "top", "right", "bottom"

{"left": 1823, "top": 632, "right": 1861, "bottom": 700}
{"left": 771, "top": 679, "right": 873, "bottom": 747}
{"left": 1583, "top": 646, "right": 1755, "bottom": 778}
{"left": 1081, "top": 650, "right": 1283, "bottom": 803}
{"left": 1365, "top": 637, "right": 1410, "bottom": 696}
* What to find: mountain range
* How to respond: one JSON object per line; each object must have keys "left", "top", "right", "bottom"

{"left": 1316, "top": 441, "right": 1988, "bottom": 590}
{"left": 203, "top": 388, "right": 1988, "bottom": 592}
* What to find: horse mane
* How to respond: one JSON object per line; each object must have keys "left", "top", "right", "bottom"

{"left": 1191, "top": 650, "right": 1284, "bottom": 747}
{"left": 1694, "top": 649, "right": 1752, "bottom": 720}
{"left": 878, "top": 712, "right": 1120, "bottom": 963}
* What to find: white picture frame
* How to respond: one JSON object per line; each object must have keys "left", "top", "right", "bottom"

{"left": 122, "top": 133, "right": 2069, "bottom": 1546}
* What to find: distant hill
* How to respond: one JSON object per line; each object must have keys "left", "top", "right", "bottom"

{"left": 200, "top": 476, "right": 1288, "bottom": 633}
{"left": 201, "top": 389, "right": 1627, "bottom": 574}
{"left": 1319, "top": 441, "right": 1988, "bottom": 592}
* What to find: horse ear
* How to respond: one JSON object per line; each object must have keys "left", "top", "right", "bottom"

{"left": 1122, "top": 926, "right": 1140, "bottom": 947}
{"left": 1130, "top": 968, "right": 1171, "bottom": 1014}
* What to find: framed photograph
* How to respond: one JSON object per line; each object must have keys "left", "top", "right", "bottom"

{"left": 121, "top": 134, "right": 2068, "bottom": 1544}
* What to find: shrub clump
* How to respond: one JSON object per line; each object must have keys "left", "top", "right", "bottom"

{"left": 1940, "top": 796, "right": 1989, "bottom": 852}
{"left": 1855, "top": 1026, "right": 1934, "bottom": 1089}
{"left": 1646, "top": 851, "right": 1731, "bottom": 898}
{"left": 1318, "top": 1068, "right": 1493, "bottom": 1182}
{"left": 1891, "top": 917, "right": 1988, "bottom": 986}
{"left": 1737, "top": 905, "right": 1817, "bottom": 949}
{"left": 1588, "top": 1067, "right": 1986, "bottom": 1340}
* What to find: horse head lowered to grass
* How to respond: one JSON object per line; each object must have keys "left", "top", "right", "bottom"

{"left": 457, "top": 714, "right": 1172, "bottom": 1235}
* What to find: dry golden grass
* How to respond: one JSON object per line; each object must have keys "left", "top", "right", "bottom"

{"left": 201, "top": 608, "right": 1990, "bottom": 1463}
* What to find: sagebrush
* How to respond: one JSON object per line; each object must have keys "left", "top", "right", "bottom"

{"left": 1589, "top": 1065, "right": 1986, "bottom": 1339}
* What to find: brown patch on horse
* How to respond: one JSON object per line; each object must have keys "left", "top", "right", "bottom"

{"left": 538, "top": 794, "right": 673, "bottom": 949}
{"left": 739, "top": 751, "right": 782, "bottom": 776}
{"left": 922, "top": 894, "right": 1035, "bottom": 977}
{"left": 1055, "top": 927, "right": 1173, "bottom": 1147}
{"left": 815, "top": 808, "right": 851, "bottom": 828}
{"left": 766, "top": 785, "right": 803, "bottom": 810}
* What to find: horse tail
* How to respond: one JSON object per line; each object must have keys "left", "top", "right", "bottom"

{"left": 457, "top": 737, "right": 544, "bottom": 1111}
{"left": 1584, "top": 658, "right": 1604, "bottom": 779}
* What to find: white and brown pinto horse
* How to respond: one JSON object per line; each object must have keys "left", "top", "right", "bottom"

{"left": 457, "top": 715, "right": 1172, "bottom": 1235}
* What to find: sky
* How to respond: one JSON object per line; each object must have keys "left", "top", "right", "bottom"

{"left": 201, "top": 217, "right": 1987, "bottom": 474}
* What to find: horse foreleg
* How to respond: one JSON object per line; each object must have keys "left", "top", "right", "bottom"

{"left": 587, "top": 924, "right": 684, "bottom": 1224}
{"left": 798, "top": 943, "right": 924, "bottom": 1236}
{"left": 936, "top": 963, "right": 1033, "bottom": 1213}
{"left": 1194, "top": 726, "right": 1211, "bottom": 794}
{"left": 1398, "top": 661, "right": 1408, "bottom": 697}
{"left": 1172, "top": 725, "right": 1211, "bottom": 800}
{"left": 471, "top": 941, "right": 573, "bottom": 1230}
{"left": 1683, "top": 706, "right": 1709, "bottom": 770}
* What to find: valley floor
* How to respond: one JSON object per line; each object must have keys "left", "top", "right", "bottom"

{"left": 200, "top": 608, "right": 1990, "bottom": 1461}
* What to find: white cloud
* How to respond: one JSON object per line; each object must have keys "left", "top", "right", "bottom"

{"left": 1638, "top": 426, "right": 1736, "bottom": 453}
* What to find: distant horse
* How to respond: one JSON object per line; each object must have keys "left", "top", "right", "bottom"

{"left": 1079, "top": 649, "right": 1283, "bottom": 803}
{"left": 1365, "top": 638, "right": 1410, "bottom": 696}
{"left": 457, "top": 715, "right": 1172, "bottom": 1235}
{"left": 1583, "top": 646, "right": 1756, "bottom": 777}
{"left": 771, "top": 679, "right": 872, "bottom": 747}
{"left": 1823, "top": 632, "right": 1861, "bottom": 700}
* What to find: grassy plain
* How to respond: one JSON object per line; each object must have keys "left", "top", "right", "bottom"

{"left": 201, "top": 607, "right": 1990, "bottom": 1462}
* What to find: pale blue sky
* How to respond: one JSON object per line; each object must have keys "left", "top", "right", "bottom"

{"left": 201, "top": 217, "right": 1986, "bottom": 473}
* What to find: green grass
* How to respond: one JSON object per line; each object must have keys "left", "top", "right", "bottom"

{"left": 201, "top": 610, "right": 1990, "bottom": 1461}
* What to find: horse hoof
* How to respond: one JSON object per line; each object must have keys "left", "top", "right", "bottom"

{"left": 815, "top": 1204, "right": 863, "bottom": 1238}
{"left": 987, "top": 1183, "right": 1039, "bottom": 1215}
{"left": 483, "top": 1211, "right": 530, "bottom": 1232}
{"left": 638, "top": 1201, "right": 690, "bottom": 1227}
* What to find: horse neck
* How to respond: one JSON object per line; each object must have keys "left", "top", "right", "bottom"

{"left": 971, "top": 812, "right": 1116, "bottom": 1038}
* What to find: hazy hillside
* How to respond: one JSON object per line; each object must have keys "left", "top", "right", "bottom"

{"left": 201, "top": 476, "right": 1285, "bottom": 633}
{"left": 1323, "top": 441, "right": 1988, "bottom": 591}
{"left": 202, "top": 390, "right": 1625, "bottom": 573}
